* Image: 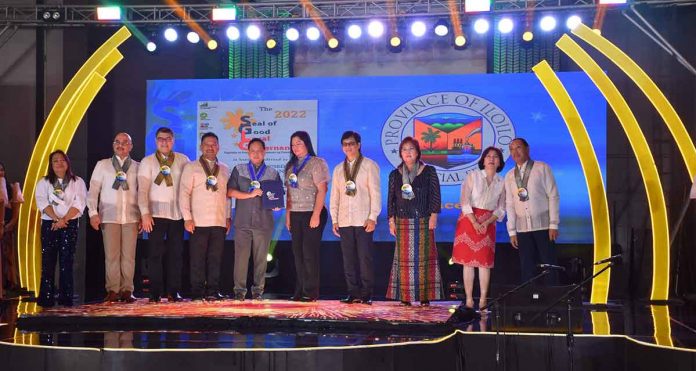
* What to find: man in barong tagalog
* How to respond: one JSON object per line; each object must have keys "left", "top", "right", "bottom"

{"left": 330, "top": 131, "right": 381, "bottom": 305}
{"left": 87, "top": 132, "right": 141, "bottom": 303}
{"left": 504, "top": 138, "right": 560, "bottom": 285}
{"left": 137, "top": 127, "right": 190, "bottom": 303}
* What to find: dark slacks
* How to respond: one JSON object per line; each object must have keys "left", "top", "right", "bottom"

{"left": 189, "top": 226, "right": 226, "bottom": 296}
{"left": 233, "top": 228, "right": 272, "bottom": 296}
{"left": 147, "top": 218, "right": 184, "bottom": 297}
{"left": 290, "top": 208, "right": 328, "bottom": 299}
{"left": 39, "top": 219, "right": 79, "bottom": 307}
{"left": 517, "top": 229, "right": 559, "bottom": 285}
{"left": 339, "top": 226, "right": 375, "bottom": 299}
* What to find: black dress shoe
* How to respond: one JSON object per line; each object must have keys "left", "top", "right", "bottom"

{"left": 299, "top": 296, "right": 317, "bottom": 302}
{"left": 361, "top": 298, "right": 372, "bottom": 305}
{"left": 289, "top": 295, "right": 302, "bottom": 302}
{"left": 206, "top": 292, "right": 226, "bottom": 301}
{"left": 167, "top": 293, "right": 183, "bottom": 302}
{"left": 149, "top": 295, "right": 161, "bottom": 303}
{"left": 340, "top": 296, "right": 358, "bottom": 304}
{"left": 420, "top": 300, "right": 430, "bottom": 307}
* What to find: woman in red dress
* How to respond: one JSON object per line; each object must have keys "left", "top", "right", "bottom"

{"left": 452, "top": 147, "right": 506, "bottom": 310}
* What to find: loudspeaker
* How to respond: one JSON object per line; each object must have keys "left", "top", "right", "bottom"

{"left": 487, "top": 284, "right": 583, "bottom": 333}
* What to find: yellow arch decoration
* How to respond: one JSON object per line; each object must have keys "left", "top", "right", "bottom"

{"left": 651, "top": 305, "right": 673, "bottom": 347}
{"left": 572, "top": 23, "right": 696, "bottom": 179}
{"left": 532, "top": 61, "right": 612, "bottom": 304}
{"left": 591, "top": 311, "right": 611, "bottom": 335}
{"left": 17, "top": 27, "right": 131, "bottom": 292}
{"left": 556, "top": 35, "right": 670, "bottom": 302}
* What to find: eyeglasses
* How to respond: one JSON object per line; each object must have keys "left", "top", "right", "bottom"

{"left": 156, "top": 137, "right": 173, "bottom": 143}
{"left": 113, "top": 140, "right": 132, "bottom": 146}
{"left": 342, "top": 141, "right": 358, "bottom": 147}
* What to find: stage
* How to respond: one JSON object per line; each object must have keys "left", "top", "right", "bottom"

{"left": 2, "top": 297, "right": 696, "bottom": 370}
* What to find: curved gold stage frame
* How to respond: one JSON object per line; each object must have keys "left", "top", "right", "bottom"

{"left": 17, "top": 26, "right": 131, "bottom": 293}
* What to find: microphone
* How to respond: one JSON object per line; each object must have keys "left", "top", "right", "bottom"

{"left": 594, "top": 254, "right": 622, "bottom": 265}
{"left": 538, "top": 263, "right": 565, "bottom": 271}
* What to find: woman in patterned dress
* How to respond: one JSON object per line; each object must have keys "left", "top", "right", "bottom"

{"left": 386, "top": 137, "right": 442, "bottom": 306}
{"left": 452, "top": 146, "right": 506, "bottom": 310}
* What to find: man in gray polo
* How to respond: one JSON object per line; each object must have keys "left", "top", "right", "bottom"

{"left": 227, "top": 138, "right": 281, "bottom": 301}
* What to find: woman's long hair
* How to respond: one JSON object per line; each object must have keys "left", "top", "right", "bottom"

{"left": 45, "top": 150, "right": 76, "bottom": 184}
{"left": 285, "top": 131, "right": 317, "bottom": 174}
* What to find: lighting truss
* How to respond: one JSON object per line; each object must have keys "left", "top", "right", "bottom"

{"left": 0, "top": 0, "right": 693, "bottom": 26}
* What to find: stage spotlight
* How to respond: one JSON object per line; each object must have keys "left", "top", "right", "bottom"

{"left": 389, "top": 36, "right": 402, "bottom": 47}
{"left": 593, "top": 28, "right": 602, "bottom": 35}
{"left": 473, "top": 18, "right": 490, "bottom": 34}
{"left": 146, "top": 42, "right": 157, "bottom": 52}
{"left": 246, "top": 24, "right": 262, "bottom": 41}
{"left": 212, "top": 7, "right": 237, "bottom": 21}
{"left": 306, "top": 26, "right": 321, "bottom": 41}
{"left": 187, "top": 31, "right": 200, "bottom": 44}
{"left": 347, "top": 24, "right": 362, "bottom": 39}
{"left": 207, "top": 39, "right": 218, "bottom": 50}
{"left": 367, "top": 20, "right": 385, "bottom": 38}
{"left": 40, "top": 10, "right": 62, "bottom": 22}
{"left": 286, "top": 27, "right": 300, "bottom": 41}
{"left": 410, "top": 21, "right": 427, "bottom": 37}
{"left": 226, "top": 25, "right": 240, "bottom": 41}
{"left": 599, "top": 0, "right": 627, "bottom": 4}
{"left": 164, "top": 27, "right": 178, "bottom": 42}
{"left": 540, "top": 15, "right": 557, "bottom": 32}
{"left": 454, "top": 34, "right": 467, "bottom": 48}
{"left": 96, "top": 6, "right": 121, "bottom": 21}
{"left": 434, "top": 19, "right": 449, "bottom": 36}
{"left": 465, "top": 0, "right": 492, "bottom": 12}
{"left": 522, "top": 31, "right": 534, "bottom": 42}
{"left": 266, "top": 253, "right": 273, "bottom": 262}
{"left": 327, "top": 37, "right": 340, "bottom": 50}
{"left": 266, "top": 37, "right": 278, "bottom": 50}
{"left": 497, "top": 17, "right": 514, "bottom": 34}
{"left": 566, "top": 15, "right": 582, "bottom": 30}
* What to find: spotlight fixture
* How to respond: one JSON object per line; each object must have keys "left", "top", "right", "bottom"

{"left": 266, "top": 37, "right": 278, "bottom": 50}
{"left": 347, "top": 24, "right": 362, "bottom": 39}
{"left": 566, "top": 15, "right": 582, "bottom": 30}
{"left": 497, "top": 18, "right": 514, "bottom": 34}
{"left": 327, "top": 37, "right": 340, "bottom": 50}
{"left": 187, "top": 31, "right": 200, "bottom": 44}
{"left": 96, "top": 6, "right": 121, "bottom": 21}
{"left": 207, "top": 39, "right": 218, "bottom": 50}
{"left": 465, "top": 0, "right": 492, "bottom": 12}
{"left": 367, "top": 20, "right": 385, "bottom": 38}
{"left": 473, "top": 18, "right": 490, "bottom": 34}
{"left": 212, "top": 6, "right": 237, "bottom": 21}
{"left": 246, "top": 24, "right": 262, "bottom": 41}
{"left": 40, "top": 10, "right": 62, "bottom": 22}
{"left": 410, "top": 21, "right": 427, "bottom": 37}
{"left": 389, "top": 36, "right": 402, "bottom": 47}
{"left": 146, "top": 41, "right": 157, "bottom": 52}
{"left": 539, "top": 15, "right": 557, "bottom": 32}
{"left": 599, "top": 0, "right": 628, "bottom": 4}
{"left": 306, "top": 26, "right": 321, "bottom": 41}
{"left": 286, "top": 27, "right": 300, "bottom": 41}
{"left": 164, "top": 27, "right": 178, "bottom": 42}
{"left": 226, "top": 25, "right": 240, "bottom": 41}
{"left": 454, "top": 34, "right": 467, "bottom": 48}
{"left": 434, "top": 19, "right": 449, "bottom": 36}
{"left": 522, "top": 31, "right": 534, "bottom": 42}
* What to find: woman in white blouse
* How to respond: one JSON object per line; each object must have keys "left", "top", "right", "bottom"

{"left": 34, "top": 150, "right": 87, "bottom": 307}
{"left": 452, "top": 147, "right": 506, "bottom": 310}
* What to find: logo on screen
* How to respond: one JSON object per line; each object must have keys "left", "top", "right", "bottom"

{"left": 381, "top": 92, "right": 515, "bottom": 185}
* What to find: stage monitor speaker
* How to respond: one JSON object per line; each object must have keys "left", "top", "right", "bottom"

{"left": 488, "top": 284, "right": 583, "bottom": 333}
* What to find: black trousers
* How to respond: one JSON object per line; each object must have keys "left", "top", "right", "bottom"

{"left": 339, "top": 226, "right": 375, "bottom": 298}
{"left": 39, "top": 219, "right": 78, "bottom": 307}
{"left": 290, "top": 208, "right": 328, "bottom": 299}
{"left": 189, "top": 226, "right": 226, "bottom": 296}
{"left": 147, "top": 218, "right": 184, "bottom": 297}
{"left": 517, "top": 229, "right": 559, "bottom": 285}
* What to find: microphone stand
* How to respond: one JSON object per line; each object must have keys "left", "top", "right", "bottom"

{"left": 481, "top": 268, "right": 554, "bottom": 369}
{"left": 529, "top": 261, "right": 615, "bottom": 371}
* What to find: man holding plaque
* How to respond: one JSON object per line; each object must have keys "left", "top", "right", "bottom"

{"left": 504, "top": 138, "right": 560, "bottom": 285}
{"left": 330, "top": 131, "right": 381, "bottom": 305}
{"left": 87, "top": 132, "right": 140, "bottom": 303}
{"left": 137, "top": 127, "right": 190, "bottom": 303}
{"left": 227, "top": 138, "right": 282, "bottom": 301}
{"left": 179, "top": 132, "right": 231, "bottom": 301}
